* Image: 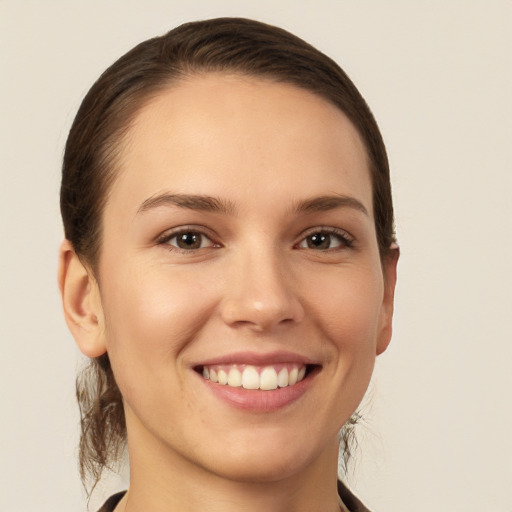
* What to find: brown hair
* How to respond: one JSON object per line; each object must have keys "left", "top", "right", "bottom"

{"left": 61, "top": 17, "right": 395, "bottom": 492}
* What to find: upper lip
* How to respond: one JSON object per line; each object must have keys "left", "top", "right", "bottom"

{"left": 193, "top": 350, "right": 320, "bottom": 368}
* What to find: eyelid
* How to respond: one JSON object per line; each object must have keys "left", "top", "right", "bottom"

{"left": 154, "top": 225, "right": 354, "bottom": 252}
{"left": 295, "top": 226, "right": 355, "bottom": 249}
{"left": 156, "top": 225, "right": 221, "bottom": 250}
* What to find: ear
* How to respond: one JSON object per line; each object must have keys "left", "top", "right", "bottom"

{"left": 376, "top": 244, "right": 399, "bottom": 356}
{"left": 58, "top": 240, "right": 106, "bottom": 358}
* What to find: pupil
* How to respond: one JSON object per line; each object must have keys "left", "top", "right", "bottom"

{"left": 309, "top": 233, "right": 329, "bottom": 249}
{"left": 178, "top": 232, "right": 200, "bottom": 249}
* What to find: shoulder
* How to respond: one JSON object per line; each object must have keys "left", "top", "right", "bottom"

{"left": 338, "top": 480, "right": 373, "bottom": 512}
{"left": 96, "top": 491, "right": 126, "bottom": 512}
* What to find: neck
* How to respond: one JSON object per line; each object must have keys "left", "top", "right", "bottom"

{"left": 117, "top": 414, "right": 343, "bottom": 512}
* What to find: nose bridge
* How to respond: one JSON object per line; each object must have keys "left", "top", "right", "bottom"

{"left": 220, "top": 242, "right": 303, "bottom": 330}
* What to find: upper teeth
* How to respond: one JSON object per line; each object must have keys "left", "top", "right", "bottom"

{"left": 202, "top": 364, "right": 306, "bottom": 390}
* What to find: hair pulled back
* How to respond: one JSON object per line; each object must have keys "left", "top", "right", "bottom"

{"left": 61, "top": 17, "right": 395, "bottom": 492}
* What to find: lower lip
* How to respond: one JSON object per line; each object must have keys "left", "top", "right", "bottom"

{"left": 197, "top": 371, "right": 314, "bottom": 412}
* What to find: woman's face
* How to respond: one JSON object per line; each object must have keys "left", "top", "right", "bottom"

{"left": 92, "top": 74, "right": 397, "bottom": 481}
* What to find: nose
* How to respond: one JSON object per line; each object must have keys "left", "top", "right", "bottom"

{"left": 220, "top": 249, "right": 304, "bottom": 332}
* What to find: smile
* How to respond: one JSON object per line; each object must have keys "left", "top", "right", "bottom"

{"left": 193, "top": 352, "right": 320, "bottom": 411}
{"left": 201, "top": 363, "right": 307, "bottom": 390}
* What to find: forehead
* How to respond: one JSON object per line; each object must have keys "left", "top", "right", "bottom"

{"left": 111, "top": 73, "right": 372, "bottom": 216}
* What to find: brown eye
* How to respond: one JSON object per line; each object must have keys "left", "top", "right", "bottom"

{"left": 298, "top": 230, "right": 351, "bottom": 250}
{"left": 166, "top": 231, "right": 214, "bottom": 250}
{"left": 306, "top": 233, "right": 331, "bottom": 249}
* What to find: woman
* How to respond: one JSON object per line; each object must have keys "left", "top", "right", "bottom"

{"left": 58, "top": 17, "right": 398, "bottom": 512}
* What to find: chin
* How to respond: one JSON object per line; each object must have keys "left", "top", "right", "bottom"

{"left": 194, "top": 428, "right": 334, "bottom": 484}
{"left": 205, "top": 451, "right": 313, "bottom": 484}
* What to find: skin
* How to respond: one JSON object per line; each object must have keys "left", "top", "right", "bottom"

{"left": 59, "top": 74, "right": 398, "bottom": 512}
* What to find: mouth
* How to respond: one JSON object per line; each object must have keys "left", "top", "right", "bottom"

{"left": 192, "top": 352, "right": 321, "bottom": 411}
{"left": 195, "top": 363, "right": 317, "bottom": 391}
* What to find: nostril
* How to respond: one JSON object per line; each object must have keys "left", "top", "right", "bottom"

{"left": 220, "top": 297, "right": 304, "bottom": 331}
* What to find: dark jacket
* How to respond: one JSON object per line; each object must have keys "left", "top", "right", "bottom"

{"left": 97, "top": 481, "right": 371, "bottom": 512}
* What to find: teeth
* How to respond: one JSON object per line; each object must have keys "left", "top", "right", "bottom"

{"left": 201, "top": 364, "right": 308, "bottom": 390}
{"left": 260, "top": 367, "right": 278, "bottom": 390}
{"left": 242, "top": 366, "right": 260, "bottom": 390}
{"left": 227, "top": 367, "right": 242, "bottom": 387}
{"left": 277, "top": 367, "right": 289, "bottom": 387}
{"left": 289, "top": 367, "right": 298, "bottom": 385}
{"left": 217, "top": 369, "right": 228, "bottom": 385}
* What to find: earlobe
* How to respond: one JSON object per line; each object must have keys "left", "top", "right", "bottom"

{"left": 376, "top": 245, "right": 399, "bottom": 355}
{"left": 58, "top": 240, "right": 107, "bottom": 358}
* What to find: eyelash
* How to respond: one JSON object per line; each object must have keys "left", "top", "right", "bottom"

{"left": 295, "top": 227, "right": 354, "bottom": 251}
{"left": 156, "top": 226, "right": 220, "bottom": 253}
{"left": 156, "top": 226, "right": 354, "bottom": 253}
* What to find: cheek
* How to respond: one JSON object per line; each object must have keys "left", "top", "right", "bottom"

{"left": 296, "top": 264, "right": 384, "bottom": 427}
{"left": 306, "top": 264, "right": 384, "bottom": 358}
{"left": 302, "top": 266, "right": 383, "bottom": 400}
{"left": 99, "top": 263, "right": 216, "bottom": 392}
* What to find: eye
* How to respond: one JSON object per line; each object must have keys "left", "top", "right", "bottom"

{"left": 297, "top": 229, "right": 353, "bottom": 250}
{"left": 159, "top": 229, "right": 217, "bottom": 251}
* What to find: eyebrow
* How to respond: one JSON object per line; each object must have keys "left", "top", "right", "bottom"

{"left": 137, "top": 193, "right": 236, "bottom": 215}
{"left": 294, "top": 195, "right": 369, "bottom": 216}
{"left": 137, "top": 192, "right": 368, "bottom": 217}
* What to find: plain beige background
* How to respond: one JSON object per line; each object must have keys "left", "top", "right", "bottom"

{"left": 1, "top": 1, "right": 511, "bottom": 511}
